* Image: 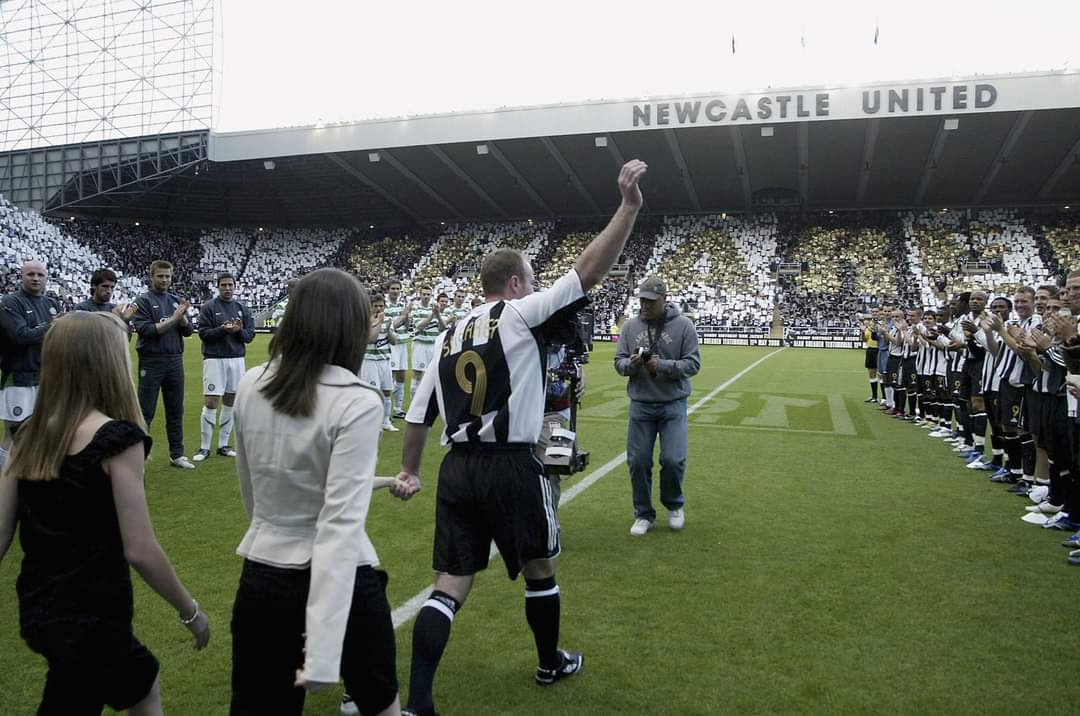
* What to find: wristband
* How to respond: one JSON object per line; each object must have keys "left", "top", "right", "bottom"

{"left": 180, "top": 599, "right": 199, "bottom": 625}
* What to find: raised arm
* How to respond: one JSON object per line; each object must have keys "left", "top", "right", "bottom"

{"left": 574, "top": 160, "right": 648, "bottom": 291}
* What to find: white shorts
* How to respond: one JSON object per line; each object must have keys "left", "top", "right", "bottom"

{"left": 412, "top": 342, "right": 436, "bottom": 371}
{"left": 203, "top": 357, "right": 247, "bottom": 396}
{"left": 1, "top": 385, "right": 38, "bottom": 422}
{"left": 390, "top": 343, "right": 409, "bottom": 371}
{"left": 360, "top": 359, "right": 394, "bottom": 393}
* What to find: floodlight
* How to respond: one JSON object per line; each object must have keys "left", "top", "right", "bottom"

{"left": 476, "top": 144, "right": 489, "bottom": 155}
{"left": 944, "top": 119, "right": 959, "bottom": 130}
{"left": 368, "top": 152, "right": 381, "bottom": 163}
{"left": 263, "top": 160, "right": 276, "bottom": 170}
{"left": 761, "top": 127, "right": 774, "bottom": 137}
{"left": 594, "top": 136, "right": 608, "bottom": 148}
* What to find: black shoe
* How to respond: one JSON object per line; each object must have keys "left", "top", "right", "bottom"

{"left": 1007, "top": 481, "right": 1031, "bottom": 495}
{"left": 394, "top": 410, "right": 407, "bottom": 419}
{"left": 535, "top": 649, "right": 584, "bottom": 686}
{"left": 217, "top": 445, "right": 237, "bottom": 458}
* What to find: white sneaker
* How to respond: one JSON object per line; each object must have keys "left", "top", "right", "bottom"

{"left": 928, "top": 429, "right": 951, "bottom": 438}
{"left": 668, "top": 508, "right": 685, "bottom": 530}
{"left": 1028, "top": 485, "right": 1050, "bottom": 504}
{"left": 630, "top": 518, "right": 652, "bottom": 536}
{"left": 170, "top": 456, "right": 196, "bottom": 469}
{"left": 1021, "top": 512, "right": 1050, "bottom": 525}
{"left": 191, "top": 449, "right": 211, "bottom": 462}
{"left": 382, "top": 421, "right": 399, "bottom": 432}
{"left": 1024, "top": 502, "right": 1062, "bottom": 515}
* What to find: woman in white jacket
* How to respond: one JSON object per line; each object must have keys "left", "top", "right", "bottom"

{"left": 229, "top": 268, "right": 416, "bottom": 716}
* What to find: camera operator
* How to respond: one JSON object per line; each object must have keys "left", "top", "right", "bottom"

{"left": 614, "top": 276, "right": 701, "bottom": 537}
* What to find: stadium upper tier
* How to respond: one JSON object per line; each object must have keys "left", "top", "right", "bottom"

{"left": 1, "top": 199, "right": 1075, "bottom": 327}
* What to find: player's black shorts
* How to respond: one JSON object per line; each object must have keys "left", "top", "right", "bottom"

{"left": 434, "top": 444, "right": 559, "bottom": 580}
{"left": 1024, "top": 389, "right": 1043, "bottom": 438}
{"left": 1042, "top": 395, "right": 1072, "bottom": 468}
{"left": 918, "top": 374, "right": 935, "bottom": 397}
{"left": 899, "top": 358, "right": 918, "bottom": 390}
{"left": 948, "top": 370, "right": 964, "bottom": 399}
{"left": 885, "top": 355, "right": 902, "bottom": 386}
{"left": 963, "top": 362, "right": 984, "bottom": 399}
{"left": 864, "top": 348, "right": 878, "bottom": 370}
{"left": 998, "top": 383, "right": 1025, "bottom": 429}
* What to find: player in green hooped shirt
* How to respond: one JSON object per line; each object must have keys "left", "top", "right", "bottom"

{"left": 408, "top": 286, "right": 445, "bottom": 406}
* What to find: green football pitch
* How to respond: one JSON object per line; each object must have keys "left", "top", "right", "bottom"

{"left": 2, "top": 338, "right": 1079, "bottom": 714}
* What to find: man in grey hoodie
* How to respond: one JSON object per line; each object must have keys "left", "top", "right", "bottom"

{"left": 614, "top": 276, "right": 701, "bottom": 536}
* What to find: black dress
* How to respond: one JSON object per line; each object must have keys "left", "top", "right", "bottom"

{"left": 16, "top": 419, "right": 160, "bottom": 712}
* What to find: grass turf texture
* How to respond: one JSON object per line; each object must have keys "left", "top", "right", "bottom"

{"left": 2, "top": 338, "right": 1079, "bottom": 714}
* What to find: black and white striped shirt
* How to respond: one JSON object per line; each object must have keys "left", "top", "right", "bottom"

{"left": 992, "top": 314, "right": 1042, "bottom": 389}
{"left": 406, "top": 269, "right": 586, "bottom": 446}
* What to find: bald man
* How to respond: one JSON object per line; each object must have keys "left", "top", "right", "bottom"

{"left": 0, "top": 261, "right": 62, "bottom": 438}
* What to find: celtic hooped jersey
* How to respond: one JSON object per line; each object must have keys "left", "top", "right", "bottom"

{"left": 385, "top": 299, "right": 411, "bottom": 342}
{"left": 366, "top": 319, "right": 392, "bottom": 361}
{"left": 411, "top": 302, "right": 441, "bottom": 344}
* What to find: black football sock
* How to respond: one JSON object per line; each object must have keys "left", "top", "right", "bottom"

{"left": 870, "top": 381, "right": 879, "bottom": 400}
{"left": 525, "top": 576, "right": 561, "bottom": 670}
{"left": 408, "top": 590, "right": 461, "bottom": 714}
{"left": 1021, "top": 434, "right": 1036, "bottom": 480}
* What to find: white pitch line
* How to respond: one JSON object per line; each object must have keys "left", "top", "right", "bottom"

{"left": 390, "top": 347, "right": 786, "bottom": 629}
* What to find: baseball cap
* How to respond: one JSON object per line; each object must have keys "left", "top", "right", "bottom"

{"left": 637, "top": 276, "right": 667, "bottom": 300}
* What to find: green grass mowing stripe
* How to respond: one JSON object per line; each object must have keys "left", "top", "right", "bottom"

{"left": 390, "top": 348, "right": 786, "bottom": 630}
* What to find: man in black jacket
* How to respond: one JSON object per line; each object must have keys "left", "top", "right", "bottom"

{"left": 0, "top": 261, "right": 61, "bottom": 435}
{"left": 194, "top": 273, "right": 255, "bottom": 462}
{"left": 132, "top": 260, "right": 195, "bottom": 469}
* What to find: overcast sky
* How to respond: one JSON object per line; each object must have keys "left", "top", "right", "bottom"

{"left": 215, "top": 0, "right": 1078, "bottom": 132}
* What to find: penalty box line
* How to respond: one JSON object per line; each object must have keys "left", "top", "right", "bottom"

{"left": 391, "top": 347, "right": 787, "bottom": 628}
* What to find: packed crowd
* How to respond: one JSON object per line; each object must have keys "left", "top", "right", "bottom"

{"left": 1, "top": 197, "right": 125, "bottom": 303}
{"left": 4, "top": 196, "right": 1078, "bottom": 333}
{"left": 635, "top": 214, "right": 776, "bottom": 330}
{"left": 66, "top": 219, "right": 204, "bottom": 300}
{"left": 241, "top": 227, "right": 351, "bottom": 312}
{"left": 902, "top": 209, "right": 1052, "bottom": 308}
{"left": 776, "top": 216, "right": 900, "bottom": 328}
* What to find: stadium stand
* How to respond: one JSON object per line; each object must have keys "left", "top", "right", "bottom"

{"left": 1042, "top": 217, "right": 1080, "bottom": 277}
{"left": 64, "top": 218, "right": 203, "bottom": 301}
{"left": 775, "top": 214, "right": 900, "bottom": 328}
{"left": 902, "top": 209, "right": 1051, "bottom": 306}
{"left": 636, "top": 214, "right": 777, "bottom": 330}
{"left": 241, "top": 227, "right": 351, "bottom": 312}
{"left": 1, "top": 196, "right": 121, "bottom": 304}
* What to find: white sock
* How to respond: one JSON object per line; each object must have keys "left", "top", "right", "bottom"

{"left": 218, "top": 406, "right": 235, "bottom": 448}
{"left": 383, "top": 396, "right": 392, "bottom": 423}
{"left": 0, "top": 446, "right": 8, "bottom": 471}
{"left": 200, "top": 407, "right": 215, "bottom": 451}
{"left": 884, "top": 386, "right": 894, "bottom": 408}
{"left": 393, "top": 382, "right": 405, "bottom": 411}
{"left": 410, "top": 378, "right": 419, "bottom": 405}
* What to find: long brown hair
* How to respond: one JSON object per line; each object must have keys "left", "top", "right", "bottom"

{"left": 4, "top": 312, "right": 145, "bottom": 482}
{"left": 261, "top": 268, "right": 370, "bottom": 417}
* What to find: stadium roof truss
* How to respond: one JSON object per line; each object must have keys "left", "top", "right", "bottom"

{"left": 3, "top": 71, "right": 1079, "bottom": 226}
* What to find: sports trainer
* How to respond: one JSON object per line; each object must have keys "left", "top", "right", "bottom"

{"left": 614, "top": 275, "right": 701, "bottom": 536}
{"left": 396, "top": 159, "right": 648, "bottom": 716}
{"left": 0, "top": 261, "right": 62, "bottom": 435}
{"left": 194, "top": 273, "right": 254, "bottom": 462}
{"left": 132, "top": 260, "right": 195, "bottom": 469}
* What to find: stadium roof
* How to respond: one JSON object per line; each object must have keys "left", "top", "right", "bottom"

{"left": 11, "top": 71, "right": 1080, "bottom": 227}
